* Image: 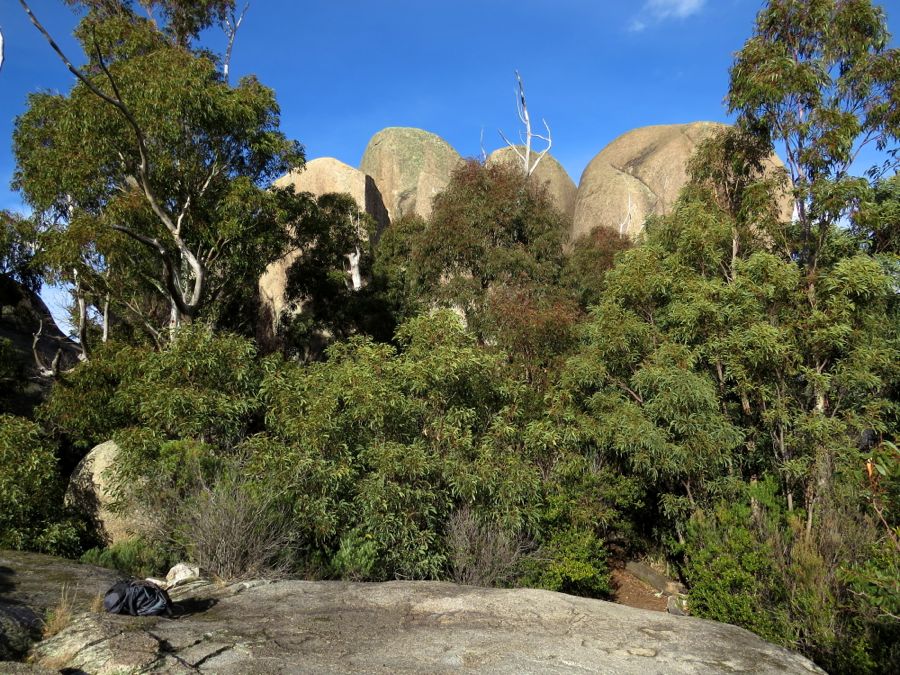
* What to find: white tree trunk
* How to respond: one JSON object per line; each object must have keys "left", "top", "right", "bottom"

{"left": 346, "top": 248, "right": 363, "bottom": 291}
{"left": 498, "top": 71, "right": 552, "bottom": 176}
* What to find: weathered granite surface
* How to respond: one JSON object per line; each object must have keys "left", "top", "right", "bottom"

{"left": 2, "top": 551, "right": 824, "bottom": 674}
{"left": 0, "top": 550, "right": 121, "bottom": 660}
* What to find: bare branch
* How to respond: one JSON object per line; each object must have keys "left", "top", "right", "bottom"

{"left": 110, "top": 224, "right": 192, "bottom": 318}
{"left": 0, "top": 26, "right": 5, "bottom": 73}
{"left": 136, "top": 1, "right": 158, "bottom": 30}
{"left": 497, "top": 129, "right": 527, "bottom": 164}
{"left": 223, "top": 3, "right": 250, "bottom": 84}
{"left": 32, "top": 320, "right": 64, "bottom": 378}
{"left": 498, "top": 71, "right": 552, "bottom": 177}
{"left": 73, "top": 268, "right": 90, "bottom": 361}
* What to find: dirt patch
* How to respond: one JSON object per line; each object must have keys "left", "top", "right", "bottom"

{"left": 610, "top": 568, "right": 667, "bottom": 612}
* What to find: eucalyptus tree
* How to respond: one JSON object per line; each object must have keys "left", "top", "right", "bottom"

{"left": 14, "top": 0, "right": 303, "bottom": 343}
{"left": 729, "top": 0, "right": 898, "bottom": 231}
{"left": 726, "top": 0, "right": 899, "bottom": 536}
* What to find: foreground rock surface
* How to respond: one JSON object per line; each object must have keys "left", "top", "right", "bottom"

{"left": 0, "top": 550, "right": 120, "bottom": 660}
{"left": 4, "top": 552, "right": 823, "bottom": 674}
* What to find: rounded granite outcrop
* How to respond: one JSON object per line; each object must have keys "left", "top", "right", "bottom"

{"left": 487, "top": 146, "right": 577, "bottom": 221}
{"left": 360, "top": 127, "right": 463, "bottom": 222}
{"left": 573, "top": 122, "right": 726, "bottom": 240}
{"left": 273, "top": 157, "right": 390, "bottom": 235}
{"left": 260, "top": 157, "right": 390, "bottom": 338}
{"left": 65, "top": 440, "right": 145, "bottom": 546}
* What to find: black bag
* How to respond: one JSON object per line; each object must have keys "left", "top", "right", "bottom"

{"left": 103, "top": 579, "right": 173, "bottom": 617}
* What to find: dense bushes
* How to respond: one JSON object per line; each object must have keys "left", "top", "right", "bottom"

{"left": 0, "top": 415, "right": 84, "bottom": 556}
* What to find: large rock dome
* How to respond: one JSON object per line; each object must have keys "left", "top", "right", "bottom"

{"left": 359, "top": 127, "right": 462, "bottom": 222}
{"left": 573, "top": 122, "right": 725, "bottom": 240}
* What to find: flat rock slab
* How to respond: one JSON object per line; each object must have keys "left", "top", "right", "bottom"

{"left": 0, "top": 550, "right": 121, "bottom": 660}
{"left": 28, "top": 578, "right": 823, "bottom": 674}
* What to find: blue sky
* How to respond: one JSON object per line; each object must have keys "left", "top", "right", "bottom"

{"left": 5, "top": 0, "right": 897, "bottom": 209}
{"left": 1, "top": 0, "right": 898, "bottom": 326}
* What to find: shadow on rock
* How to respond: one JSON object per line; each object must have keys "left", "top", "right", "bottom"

{"left": 0, "top": 565, "right": 15, "bottom": 595}
{"left": 172, "top": 597, "right": 218, "bottom": 617}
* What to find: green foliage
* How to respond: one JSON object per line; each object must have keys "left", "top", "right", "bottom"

{"left": 1, "top": 211, "right": 42, "bottom": 295}
{"left": 280, "top": 192, "right": 392, "bottom": 357}
{"left": 330, "top": 529, "right": 378, "bottom": 581}
{"left": 0, "top": 415, "right": 83, "bottom": 556}
{"left": 561, "top": 226, "right": 633, "bottom": 308}
{"left": 14, "top": 6, "right": 303, "bottom": 339}
{"left": 412, "top": 160, "right": 568, "bottom": 336}
{"left": 0, "top": 338, "right": 27, "bottom": 415}
{"left": 251, "top": 310, "right": 543, "bottom": 580}
{"left": 685, "top": 479, "right": 894, "bottom": 673}
{"left": 523, "top": 528, "right": 611, "bottom": 598}
{"left": 38, "top": 341, "right": 142, "bottom": 452}
{"left": 80, "top": 537, "right": 173, "bottom": 578}
{"left": 853, "top": 174, "right": 900, "bottom": 254}
{"left": 370, "top": 212, "right": 427, "bottom": 323}
{"left": 685, "top": 486, "right": 791, "bottom": 643}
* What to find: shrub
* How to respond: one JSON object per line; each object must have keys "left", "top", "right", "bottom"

{"left": 42, "top": 584, "right": 76, "bottom": 638}
{"left": 174, "top": 471, "right": 292, "bottom": 581}
{"left": 446, "top": 507, "right": 527, "bottom": 587}
{"left": 330, "top": 529, "right": 378, "bottom": 581}
{"left": 0, "top": 414, "right": 82, "bottom": 556}
{"left": 684, "top": 497, "right": 790, "bottom": 643}
{"left": 81, "top": 538, "right": 173, "bottom": 578}
{"left": 524, "top": 528, "right": 611, "bottom": 598}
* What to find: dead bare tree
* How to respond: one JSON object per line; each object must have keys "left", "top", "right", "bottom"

{"left": 498, "top": 71, "right": 552, "bottom": 176}
{"left": 223, "top": 3, "right": 250, "bottom": 84}
{"left": 0, "top": 26, "right": 5, "bottom": 73}
{"left": 345, "top": 211, "right": 363, "bottom": 292}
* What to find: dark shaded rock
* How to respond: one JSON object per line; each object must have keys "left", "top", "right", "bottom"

{"left": 0, "top": 276, "right": 79, "bottom": 415}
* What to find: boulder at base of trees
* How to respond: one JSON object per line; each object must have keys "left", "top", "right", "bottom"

{"left": 65, "top": 441, "right": 142, "bottom": 546}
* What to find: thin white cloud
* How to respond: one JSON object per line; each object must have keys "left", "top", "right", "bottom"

{"left": 629, "top": 0, "right": 706, "bottom": 31}
{"left": 647, "top": 0, "right": 706, "bottom": 20}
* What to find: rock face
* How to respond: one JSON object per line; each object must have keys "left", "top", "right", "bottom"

{"left": 2, "top": 551, "right": 825, "bottom": 674}
{"left": 488, "top": 146, "right": 577, "bottom": 221}
{"left": 65, "top": 441, "right": 142, "bottom": 546}
{"left": 574, "top": 122, "right": 724, "bottom": 241}
{"left": 360, "top": 127, "right": 462, "bottom": 222}
{"left": 0, "top": 550, "right": 121, "bottom": 661}
{"left": 0, "top": 276, "right": 80, "bottom": 415}
{"left": 259, "top": 157, "right": 390, "bottom": 344}
{"left": 273, "top": 157, "right": 390, "bottom": 234}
